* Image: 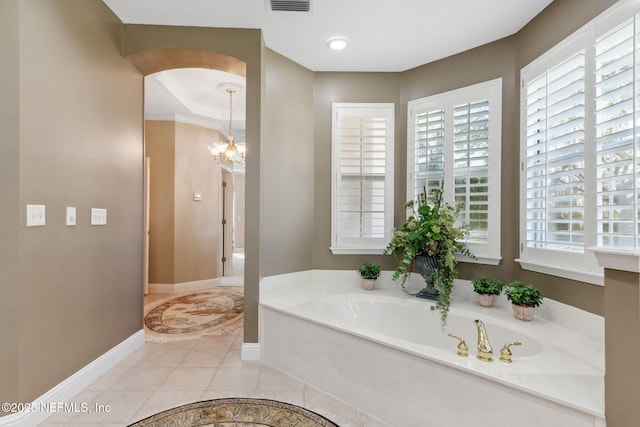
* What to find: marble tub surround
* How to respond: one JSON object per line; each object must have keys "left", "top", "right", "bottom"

{"left": 261, "top": 270, "right": 604, "bottom": 342}
{"left": 260, "top": 270, "right": 605, "bottom": 427}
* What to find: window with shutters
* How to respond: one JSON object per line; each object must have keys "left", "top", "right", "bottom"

{"left": 408, "top": 79, "right": 502, "bottom": 264}
{"left": 524, "top": 51, "right": 586, "bottom": 254}
{"left": 331, "top": 103, "right": 394, "bottom": 254}
{"left": 595, "top": 16, "right": 636, "bottom": 249}
{"left": 518, "top": 0, "right": 640, "bottom": 285}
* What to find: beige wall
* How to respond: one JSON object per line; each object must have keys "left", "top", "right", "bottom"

{"left": 1, "top": 0, "right": 144, "bottom": 407}
{"left": 261, "top": 49, "right": 315, "bottom": 276}
{"left": 145, "top": 121, "right": 176, "bottom": 283}
{"left": 0, "top": 0, "right": 21, "bottom": 408}
{"left": 516, "top": 0, "right": 618, "bottom": 67}
{"left": 604, "top": 268, "right": 640, "bottom": 426}
{"left": 174, "top": 121, "right": 221, "bottom": 282}
{"left": 145, "top": 120, "right": 222, "bottom": 284}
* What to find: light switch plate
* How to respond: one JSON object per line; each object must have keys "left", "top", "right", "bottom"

{"left": 27, "top": 204, "right": 46, "bottom": 227}
{"left": 91, "top": 208, "right": 107, "bottom": 225}
{"left": 66, "top": 207, "right": 76, "bottom": 226}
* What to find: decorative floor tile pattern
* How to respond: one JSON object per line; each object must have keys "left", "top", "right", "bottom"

{"left": 129, "top": 398, "right": 339, "bottom": 427}
{"left": 144, "top": 288, "right": 244, "bottom": 342}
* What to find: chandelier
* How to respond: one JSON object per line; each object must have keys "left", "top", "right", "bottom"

{"left": 208, "top": 85, "right": 246, "bottom": 164}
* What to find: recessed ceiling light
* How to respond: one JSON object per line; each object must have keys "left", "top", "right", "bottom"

{"left": 327, "top": 37, "right": 347, "bottom": 51}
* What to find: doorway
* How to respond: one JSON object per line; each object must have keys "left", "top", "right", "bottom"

{"left": 220, "top": 169, "right": 245, "bottom": 285}
{"left": 138, "top": 52, "right": 247, "bottom": 295}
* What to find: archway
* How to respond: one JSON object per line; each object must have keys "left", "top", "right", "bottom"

{"left": 121, "top": 26, "right": 263, "bottom": 350}
{"left": 130, "top": 47, "right": 247, "bottom": 329}
{"left": 126, "top": 48, "right": 246, "bottom": 78}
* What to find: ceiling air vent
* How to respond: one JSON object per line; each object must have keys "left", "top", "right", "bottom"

{"left": 269, "top": 0, "right": 310, "bottom": 12}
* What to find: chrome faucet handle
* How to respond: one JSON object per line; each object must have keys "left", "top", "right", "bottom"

{"left": 499, "top": 342, "right": 522, "bottom": 363}
{"left": 448, "top": 333, "right": 469, "bottom": 357}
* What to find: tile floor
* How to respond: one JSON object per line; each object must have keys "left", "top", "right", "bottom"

{"left": 40, "top": 291, "right": 390, "bottom": 427}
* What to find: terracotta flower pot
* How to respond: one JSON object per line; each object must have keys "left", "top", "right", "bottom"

{"left": 362, "top": 278, "right": 376, "bottom": 290}
{"left": 512, "top": 304, "right": 535, "bottom": 321}
{"left": 477, "top": 294, "right": 495, "bottom": 307}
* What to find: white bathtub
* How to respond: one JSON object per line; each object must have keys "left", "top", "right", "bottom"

{"left": 260, "top": 270, "right": 605, "bottom": 427}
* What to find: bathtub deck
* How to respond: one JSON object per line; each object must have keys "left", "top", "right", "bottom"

{"left": 260, "top": 270, "right": 605, "bottom": 427}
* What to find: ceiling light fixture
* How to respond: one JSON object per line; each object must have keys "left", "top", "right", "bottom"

{"left": 208, "top": 84, "right": 246, "bottom": 165}
{"left": 327, "top": 37, "right": 348, "bottom": 51}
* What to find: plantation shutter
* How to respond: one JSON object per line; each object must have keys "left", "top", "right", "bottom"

{"left": 453, "top": 100, "right": 490, "bottom": 244}
{"left": 408, "top": 78, "right": 502, "bottom": 263}
{"left": 595, "top": 16, "right": 637, "bottom": 248}
{"left": 524, "top": 50, "right": 586, "bottom": 252}
{"left": 517, "top": 2, "right": 640, "bottom": 283}
{"left": 413, "top": 109, "right": 445, "bottom": 203}
{"left": 331, "top": 104, "right": 394, "bottom": 253}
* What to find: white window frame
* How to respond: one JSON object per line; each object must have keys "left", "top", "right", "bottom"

{"left": 518, "top": 0, "right": 640, "bottom": 285}
{"left": 407, "top": 79, "right": 502, "bottom": 265}
{"left": 330, "top": 103, "right": 395, "bottom": 254}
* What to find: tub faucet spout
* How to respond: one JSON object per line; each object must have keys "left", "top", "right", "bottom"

{"left": 474, "top": 319, "right": 493, "bottom": 362}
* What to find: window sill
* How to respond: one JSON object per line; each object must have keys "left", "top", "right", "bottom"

{"left": 458, "top": 254, "right": 501, "bottom": 266}
{"left": 329, "top": 248, "right": 502, "bottom": 264}
{"left": 330, "top": 247, "right": 386, "bottom": 255}
{"left": 515, "top": 258, "right": 603, "bottom": 286}
{"left": 590, "top": 247, "right": 640, "bottom": 273}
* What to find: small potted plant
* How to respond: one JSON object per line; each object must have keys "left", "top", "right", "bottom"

{"left": 504, "top": 280, "right": 543, "bottom": 321}
{"left": 472, "top": 277, "right": 504, "bottom": 307}
{"left": 358, "top": 262, "right": 381, "bottom": 290}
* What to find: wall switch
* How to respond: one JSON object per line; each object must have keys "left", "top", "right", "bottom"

{"left": 193, "top": 193, "right": 202, "bottom": 201}
{"left": 66, "top": 207, "right": 76, "bottom": 226}
{"left": 26, "top": 204, "right": 46, "bottom": 227}
{"left": 91, "top": 208, "right": 107, "bottom": 225}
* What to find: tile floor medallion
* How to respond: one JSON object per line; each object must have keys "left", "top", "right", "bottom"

{"left": 128, "top": 397, "right": 339, "bottom": 426}
{"left": 144, "top": 288, "right": 244, "bottom": 342}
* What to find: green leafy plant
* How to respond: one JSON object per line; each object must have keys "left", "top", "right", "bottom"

{"left": 472, "top": 277, "right": 504, "bottom": 296}
{"left": 504, "top": 281, "right": 543, "bottom": 307}
{"left": 357, "top": 262, "right": 381, "bottom": 280}
{"left": 384, "top": 185, "right": 475, "bottom": 325}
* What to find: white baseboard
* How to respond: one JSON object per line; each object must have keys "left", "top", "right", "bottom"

{"left": 217, "top": 275, "right": 244, "bottom": 286}
{"left": 0, "top": 330, "right": 145, "bottom": 427}
{"left": 241, "top": 343, "right": 261, "bottom": 361}
{"left": 149, "top": 278, "right": 219, "bottom": 294}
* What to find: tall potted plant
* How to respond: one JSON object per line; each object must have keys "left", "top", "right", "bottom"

{"left": 384, "top": 185, "right": 474, "bottom": 325}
